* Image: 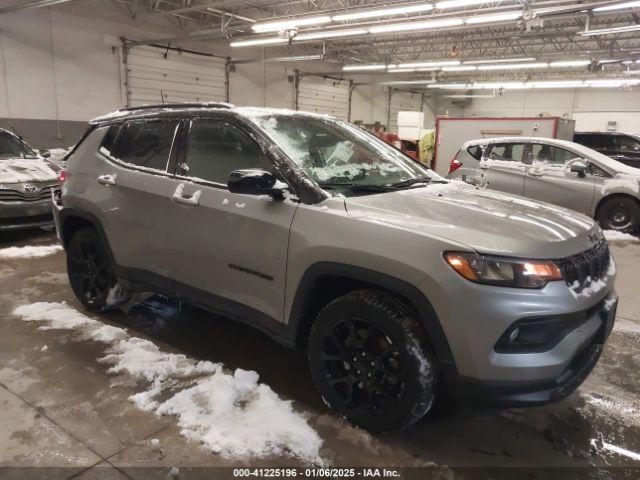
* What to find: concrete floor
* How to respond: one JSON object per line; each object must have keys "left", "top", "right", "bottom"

{"left": 1, "top": 229, "right": 639, "bottom": 480}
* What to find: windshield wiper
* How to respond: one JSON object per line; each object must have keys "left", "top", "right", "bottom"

{"left": 388, "top": 177, "right": 447, "bottom": 189}
{"left": 319, "top": 182, "right": 395, "bottom": 192}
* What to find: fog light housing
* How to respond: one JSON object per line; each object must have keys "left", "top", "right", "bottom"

{"left": 495, "top": 314, "right": 586, "bottom": 353}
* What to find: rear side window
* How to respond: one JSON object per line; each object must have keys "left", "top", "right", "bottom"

{"left": 99, "top": 124, "right": 121, "bottom": 157}
{"left": 487, "top": 143, "right": 525, "bottom": 162}
{"left": 184, "top": 118, "right": 272, "bottom": 184}
{"left": 467, "top": 145, "right": 482, "bottom": 160}
{"left": 111, "top": 120, "right": 179, "bottom": 171}
{"left": 615, "top": 135, "right": 640, "bottom": 152}
{"left": 531, "top": 144, "right": 579, "bottom": 165}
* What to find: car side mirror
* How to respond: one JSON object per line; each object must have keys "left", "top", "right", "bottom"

{"left": 227, "top": 169, "right": 287, "bottom": 200}
{"left": 39, "top": 149, "right": 51, "bottom": 158}
{"left": 570, "top": 161, "right": 588, "bottom": 177}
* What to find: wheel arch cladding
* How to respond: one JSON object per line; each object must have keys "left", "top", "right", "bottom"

{"left": 60, "top": 210, "right": 115, "bottom": 262}
{"left": 289, "top": 262, "right": 456, "bottom": 368}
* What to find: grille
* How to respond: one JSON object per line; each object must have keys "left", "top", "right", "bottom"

{"left": 0, "top": 185, "right": 56, "bottom": 203}
{"left": 556, "top": 240, "right": 611, "bottom": 293}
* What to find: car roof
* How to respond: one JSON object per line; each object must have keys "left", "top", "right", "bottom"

{"left": 90, "top": 103, "right": 336, "bottom": 125}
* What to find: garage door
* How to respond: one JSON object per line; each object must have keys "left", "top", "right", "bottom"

{"left": 388, "top": 90, "right": 423, "bottom": 133}
{"left": 124, "top": 45, "right": 227, "bottom": 106}
{"left": 297, "top": 76, "right": 350, "bottom": 121}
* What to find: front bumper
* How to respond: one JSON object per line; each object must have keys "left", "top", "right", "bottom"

{"left": 0, "top": 199, "right": 55, "bottom": 231}
{"left": 444, "top": 294, "right": 616, "bottom": 408}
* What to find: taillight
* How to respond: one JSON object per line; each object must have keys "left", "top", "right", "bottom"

{"left": 58, "top": 170, "right": 67, "bottom": 184}
{"left": 448, "top": 152, "right": 462, "bottom": 174}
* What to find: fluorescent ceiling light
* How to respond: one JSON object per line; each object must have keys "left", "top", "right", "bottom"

{"left": 441, "top": 65, "right": 477, "bottom": 71}
{"left": 528, "top": 80, "right": 586, "bottom": 89}
{"left": 397, "top": 60, "right": 460, "bottom": 68}
{"left": 477, "top": 62, "right": 549, "bottom": 70}
{"left": 263, "top": 54, "right": 324, "bottom": 62}
{"left": 427, "top": 83, "right": 469, "bottom": 89}
{"left": 436, "top": 0, "right": 495, "bottom": 9}
{"left": 586, "top": 78, "right": 640, "bottom": 87}
{"left": 333, "top": 3, "right": 434, "bottom": 21}
{"left": 580, "top": 25, "right": 640, "bottom": 35}
{"left": 593, "top": 1, "right": 640, "bottom": 12}
{"left": 381, "top": 80, "right": 438, "bottom": 85}
{"left": 369, "top": 17, "right": 464, "bottom": 33}
{"left": 296, "top": 28, "right": 368, "bottom": 40}
{"left": 252, "top": 15, "right": 331, "bottom": 32}
{"left": 463, "top": 57, "right": 536, "bottom": 64}
{"left": 549, "top": 60, "right": 591, "bottom": 67}
{"left": 465, "top": 11, "right": 522, "bottom": 24}
{"left": 474, "top": 82, "right": 528, "bottom": 89}
{"left": 342, "top": 64, "right": 389, "bottom": 71}
{"left": 230, "top": 37, "right": 288, "bottom": 47}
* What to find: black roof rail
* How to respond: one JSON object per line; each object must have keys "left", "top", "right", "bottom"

{"left": 118, "top": 102, "right": 234, "bottom": 112}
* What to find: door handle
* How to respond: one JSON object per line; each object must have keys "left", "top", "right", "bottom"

{"left": 528, "top": 170, "right": 544, "bottom": 177}
{"left": 171, "top": 183, "right": 201, "bottom": 207}
{"left": 97, "top": 174, "right": 117, "bottom": 186}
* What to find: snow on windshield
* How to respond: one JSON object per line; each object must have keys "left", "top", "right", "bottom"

{"left": 246, "top": 114, "right": 440, "bottom": 186}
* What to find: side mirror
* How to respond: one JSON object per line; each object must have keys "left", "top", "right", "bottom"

{"left": 39, "top": 149, "right": 51, "bottom": 158}
{"left": 227, "top": 169, "right": 287, "bottom": 199}
{"left": 570, "top": 161, "right": 588, "bottom": 177}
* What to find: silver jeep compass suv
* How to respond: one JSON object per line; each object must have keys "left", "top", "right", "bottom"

{"left": 54, "top": 103, "right": 617, "bottom": 432}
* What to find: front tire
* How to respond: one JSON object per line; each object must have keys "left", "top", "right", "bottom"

{"left": 597, "top": 196, "right": 640, "bottom": 233}
{"left": 66, "top": 227, "right": 130, "bottom": 311}
{"left": 308, "top": 290, "right": 436, "bottom": 432}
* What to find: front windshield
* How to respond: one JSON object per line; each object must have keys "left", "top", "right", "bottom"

{"left": 0, "top": 132, "right": 38, "bottom": 159}
{"left": 251, "top": 114, "right": 442, "bottom": 188}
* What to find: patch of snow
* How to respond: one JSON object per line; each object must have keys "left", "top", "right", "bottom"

{"left": 12, "top": 302, "right": 324, "bottom": 463}
{"left": 582, "top": 393, "right": 640, "bottom": 427}
{"left": 0, "top": 244, "right": 62, "bottom": 259}
{"left": 601, "top": 174, "right": 640, "bottom": 196}
{"left": 0, "top": 158, "right": 58, "bottom": 184}
{"left": 40, "top": 345, "right": 48, "bottom": 352}
{"left": 222, "top": 198, "right": 229, "bottom": 205}
{"left": 568, "top": 257, "right": 616, "bottom": 299}
{"left": 603, "top": 230, "right": 638, "bottom": 242}
{"left": 614, "top": 318, "right": 640, "bottom": 336}
{"left": 235, "top": 202, "right": 245, "bottom": 208}
{"left": 106, "top": 284, "right": 128, "bottom": 308}
{"left": 156, "top": 368, "right": 323, "bottom": 463}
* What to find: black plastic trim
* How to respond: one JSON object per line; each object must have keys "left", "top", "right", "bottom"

{"left": 288, "top": 262, "right": 456, "bottom": 368}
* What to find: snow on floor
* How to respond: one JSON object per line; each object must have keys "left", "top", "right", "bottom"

{"left": 12, "top": 302, "right": 323, "bottom": 464}
{"left": 603, "top": 230, "right": 638, "bottom": 242}
{"left": 0, "top": 244, "right": 62, "bottom": 259}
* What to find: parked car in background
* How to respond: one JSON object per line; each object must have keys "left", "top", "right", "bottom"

{"left": 0, "top": 128, "right": 61, "bottom": 231}
{"left": 573, "top": 132, "right": 640, "bottom": 169}
{"left": 448, "top": 137, "right": 640, "bottom": 233}
{"left": 54, "top": 103, "right": 616, "bottom": 432}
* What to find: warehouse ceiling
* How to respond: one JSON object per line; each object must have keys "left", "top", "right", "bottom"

{"left": 4, "top": 0, "right": 640, "bottom": 85}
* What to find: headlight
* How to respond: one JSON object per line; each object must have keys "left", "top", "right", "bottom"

{"left": 444, "top": 251, "right": 563, "bottom": 289}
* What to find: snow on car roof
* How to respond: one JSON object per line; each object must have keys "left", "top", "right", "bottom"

{"left": 91, "top": 103, "right": 336, "bottom": 125}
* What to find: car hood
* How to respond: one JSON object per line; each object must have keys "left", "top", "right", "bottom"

{"left": 0, "top": 158, "right": 58, "bottom": 185}
{"left": 344, "top": 181, "right": 601, "bottom": 258}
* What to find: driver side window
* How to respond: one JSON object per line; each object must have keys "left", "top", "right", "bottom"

{"left": 184, "top": 119, "right": 273, "bottom": 184}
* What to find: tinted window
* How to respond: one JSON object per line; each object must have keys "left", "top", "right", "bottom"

{"left": 111, "top": 120, "right": 178, "bottom": 171}
{"left": 575, "top": 134, "right": 614, "bottom": 150}
{"left": 531, "top": 144, "right": 579, "bottom": 165}
{"left": 615, "top": 135, "right": 640, "bottom": 152}
{"left": 99, "top": 124, "right": 121, "bottom": 157}
{"left": 184, "top": 119, "right": 272, "bottom": 184}
{"left": 487, "top": 143, "right": 524, "bottom": 162}
{"left": 467, "top": 145, "right": 482, "bottom": 160}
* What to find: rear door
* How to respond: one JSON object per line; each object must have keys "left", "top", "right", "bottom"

{"left": 95, "top": 118, "right": 180, "bottom": 287}
{"left": 522, "top": 143, "right": 596, "bottom": 214}
{"left": 480, "top": 142, "right": 527, "bottom": 195}
{"left": 163, "top": 115, "right": 298, "bottom": 327}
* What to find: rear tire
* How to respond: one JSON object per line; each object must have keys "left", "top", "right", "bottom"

{"left": 66, "top": 227, "right": 130, "bottom": 312}
{"left": 308, "top": 289, "right": 436, "bottom": 432}
{"left": 597, "top": 196, "right": 640, "bottom": 233}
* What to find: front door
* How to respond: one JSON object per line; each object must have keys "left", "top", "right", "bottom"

{"left": 164, "top": 116, "right": 298, "bottom": 327}
{"left": 522, "top": 143, "right": 596, "bottom": 214}
{"left": 480, "top": 142, "right": 527, "bottom": 195}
